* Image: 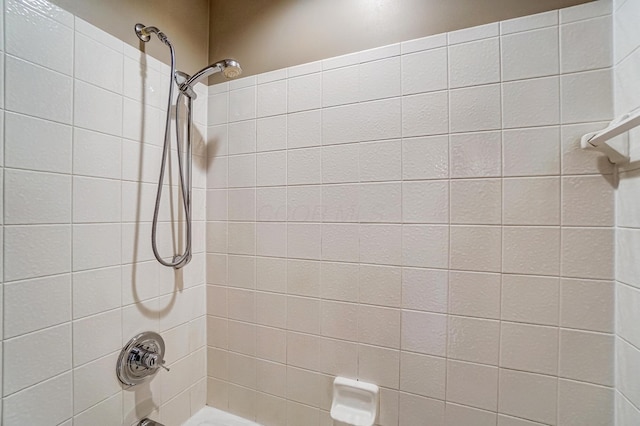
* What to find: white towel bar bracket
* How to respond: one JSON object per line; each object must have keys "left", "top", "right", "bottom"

{"left": 580, "top": 108, "right": 640, "bottom": 164}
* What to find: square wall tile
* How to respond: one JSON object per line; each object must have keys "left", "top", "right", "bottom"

{"left": 402, "top": 91, "right": 449, "bottom": 137}
{"left": 402, "top": 225, "right": 449, "bottom": 269}
{"left": 449, "top": 38, "right": 500, "bottom": 88}
{"left": 445, "top": 402, "right": 497, "bottom": 426}
{"left": 359, "top": 264, "right": 401, "bottom": 308}
{"left": 503, "top": 177, "right": 560, "bottom": 225}
{"left": 360, "top": 139, "right": 402, "bottom": 182}
{"left": 562, "top": 227, "right": 614, "bottom": 279}
{"left": 448, "top": 271, "right": 500, "bottom": 319}
{"left": 560, "top": 278, "right": 613, "bottom": 333}
{"left": 320, "top": 300, "right": 358, "bottom": 341}
{"left": 562, "top": 175, "right": 614, "bottom": 226}
{"left": 288, "top": 147, "right": 321, "bottom": 185}
{"left": 75, "top": 32, "right": 123, "bottom": 93}
{"left": 4, "top": 274, "right": 71, "bottom": 338}
{"left": 503, "top": 77, "right": 560, "bottom": 128}
{"left": 323, "top": 184, "right": 359, "bottom": 223}
{"left": 398, "top": 392, "right": 445, "bottom": 426}
{"left": 560, "top": 0, "right": 611, "bottom": 23}
{"left": 502, "top": 274, "right": 559, "bottom": 326}
{"left": 257, "top": 115, "right": 286, "bottom": 152}
{"left": 448, "top": 316, "right": 500, "bottom": 365}
{"left": 558, "top": 379, "right": 613, "bottom": 426}
{"left": 400, "top": 352, "right": 446, "bottom": 399}
{"left": 287, "top": 224, "right": 321, "bottom": 260}
{"left": 322, "top": 65, "right": 359, "bottom": 107}
{"left": 5, "top": 0, "right": 73, "bottom": 75}
{"left": 402, "top": 33, "right": 447, "bottom": 54}
{"left": 502, "top": 27, "right": 559, "bottom": 81}
{"left": 449, "top": 22, "right": 499, "bottom": 44}
{"left": 256, "top": 223, "right": 287, "bottom": 258}
{"left": 228, "top": 154, "right": 256, "bottom": 188}
{"left": 287, "top": 259, "right": 320, "bottom": 297}
{"left": 359, "top": 98, "right": 402, "bottom": 142}
{"left": 359, "top": 57, "right": 401, "bottom": 102}
{"left": 450, "top": 179, "right": 501, "bottom": 225}
{"left": 287, "top": 110, "right": 320, "bottom": 149}
{"left": 503, "top": 227, "right": 560, "bottom": 276}
{"left": 257, "top": 80, "right": 287, "bottom": 118}
{"left": 5, "top": 170, "right": 71, "bottom": 225}
{"left": 447, "top": 360, "right": 498, "bottom": 411}
{"left": 4, "top": 324, "right": 71, "bottom": 395}
{"left": 450, "top": 84, "right": 501, "bottom": 133}
{"left": 359, "top": 183, "right": 402, "bottom": 223}
{"left": 450, "top": 131, "right": 501, "bottom": 178}
{"left": 360, "top": 225, "right": 402, "bottom": 266}
{"left": 288, "top": 73, "right": 321, "bottom": 113}
{"left": 358, "top": 305, "right": 401, "bottom": 348}
{"left": 229, "top": 86, "right": 256, "bottom": 122}
{"left": 402, "top": 181, "right": 449, "bottom": 223}
{"left": 503, "top": 126, "right": 560, "bottom": 177}
{"left": 322, "top": 224, "right": 359, "bottom": 262}
{"left": 3, "top": 372, "right": 72, "bottom": 426}
{"left": 450, "top": 226, "right": 501, "bottom": 273}
{"left": 401, "top": 268, "right": 448, "bottom": 313}
{"left": 402, "top": 136, "right": 449, "bottom": 180}
{"left": 228, "top": 120, "right": 256, "bottom": 155}
{"left": 558, "top": 328, "right": 614, "bottom": 386}
{"left": 288, "top": 186, "right": 322, "bottom": 222}
{"left": 322, "top": 104, "right": 360, "bottom": 145}
{"left": 498, "top": 369, "right": 557, "bottom": 425}
{"left": 5, "top": 112, "right": 72, "bottom": 174}
{"left": 561, "top": 69, "right": 613, "bottom": 124}
{"left": 5, "top": 225, "right": 71, "bottom": 281}
{"left": 402, "top": 48, "right": 448, "bottom": 95}
{"left": 401, "top": 310, "right": 447, "bottom": 356}
{"left": 257, "top": 151, "right": 287, "bottom": 187}
{"left": 500, "top": 322, "right": 559, "bottom": 375}
{"left": 74, "top": 80, "right": 123, "bottom": 136}
{"left": 561, "top": 15, "right": 612, "bottom": 73}
{"left": 321, "top": 263, "right": 359, "bottom": 303}
{"left": 6, "top": 55, "right": 72, "bottom": 124}
{"left": 322, "top": 143, "right": 359, "bottom": 184}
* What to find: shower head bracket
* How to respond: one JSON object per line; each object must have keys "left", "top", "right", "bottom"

{"left": 135, "top": 23, "right": 151, "bottom": 42}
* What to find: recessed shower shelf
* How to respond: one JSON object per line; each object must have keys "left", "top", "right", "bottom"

{"left": 580, "top": 107, "right": 640, "bottom": 164}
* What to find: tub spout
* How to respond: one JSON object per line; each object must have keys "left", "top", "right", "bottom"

{"left": 139, "top": 419, "right": 164, "bottom": 426}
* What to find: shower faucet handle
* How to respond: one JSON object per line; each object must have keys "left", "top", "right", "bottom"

{"left": 117, "top": 331, "right": 169, "bottom": 386}
{"left": 130, "top": 346, "right": 170, "bottom": 372}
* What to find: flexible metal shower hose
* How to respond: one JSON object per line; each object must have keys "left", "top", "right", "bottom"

{"left": 150, "top": 37, "right": 193, "bottom": 269}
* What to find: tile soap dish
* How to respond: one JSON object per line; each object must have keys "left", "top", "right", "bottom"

{"left": 330, "top": 376, "right": 379, "bottom": 426}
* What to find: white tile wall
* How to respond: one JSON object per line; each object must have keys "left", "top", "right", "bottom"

{"left": 614, "top": 0, "right": 640, "bottom": 422}
{"left": 1, "top": 1, "right": 207, "bottom": 424}
{"left": 1, "top": 0, "right": 629, "bottom": 425}
{"left": 207, "top": 1, "right": 618, "bottom": 425}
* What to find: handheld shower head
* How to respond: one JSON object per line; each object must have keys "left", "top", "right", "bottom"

{"left": 220, "top": 59, "right": 242, "bottom": 79}
{"left": 176, "top": 59, "right": 242, "bottom": 99}
{"left": 188, "top": 59, "right": 242, "bottom": 85}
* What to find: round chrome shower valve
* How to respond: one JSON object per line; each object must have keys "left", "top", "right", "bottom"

{"left": 117, "top": 331, "right": 169, "bottom": 386}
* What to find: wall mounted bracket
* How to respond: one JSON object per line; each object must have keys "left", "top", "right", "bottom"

{"left": 580, "top": 108, "right": 640, "bottom": 164}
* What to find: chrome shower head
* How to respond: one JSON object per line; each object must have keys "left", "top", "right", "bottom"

{"left": 187, "top": 59, "right": 242, "bottom": 86}
{"left": 176, "top": 59, "right": 242, "bottom": 99}
{"left": 220, "top": 59, "right": 242, "bottom": 79}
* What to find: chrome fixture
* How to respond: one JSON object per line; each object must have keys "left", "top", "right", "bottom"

{"left": 134, "top": 24, "right": 242, "bottom": 269}
{"left": 117, "top": 331, "right": 169, "bottom": 386}
{"left": 139, "top": 419, "right": 165, "bottom": 426}
{"left": 175, "top": 59, "right": 243, "bottom": 100}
